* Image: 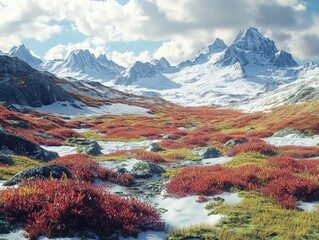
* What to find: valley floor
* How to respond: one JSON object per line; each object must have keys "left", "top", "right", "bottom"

{"left": 2, "top": 100, "right": 319, "bottom": 239}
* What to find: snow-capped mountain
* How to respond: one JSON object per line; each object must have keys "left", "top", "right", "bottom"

{"left": 150, "top": 57, "right": 173, "bottom": 73}
{"left": 216, "top": 27, "right": 298, "bottom": 68}
{"left": 111, "top": 27, "right": 304, "bottom": 106}
{"left": 178, "top": 38, "right": 228, "bottom": 68}
{"left": 111, "top": 61, "right": 181, "bottom": 90}
{"left": 42, "top": 49, "right": 124, "bottom": 81}
{"left": 9, "top": 44, "right": 42, "bottom": 68}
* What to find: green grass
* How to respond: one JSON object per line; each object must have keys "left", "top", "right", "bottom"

{"left": 170, "top": 192, "right": 319, "bottom": 240}
{"left": 158, "top": 148, "right": 202, "bottom": 161}
{"left": 0, "top": 155, "right": 44, "bottom": 180}
{"left": 223, "top": 152, "right": 268, "bottom": 167}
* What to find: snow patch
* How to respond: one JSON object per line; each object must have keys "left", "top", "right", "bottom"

{"left": 33, "top": 101, "right": 150, "bottom": 117}
{"left": 97, "top": 140, "right": 160, "bottom": 155}
{"left": 264, "top": 136, "right": 319, "bottom": 147}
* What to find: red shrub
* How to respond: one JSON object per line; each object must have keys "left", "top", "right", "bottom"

{"left": 137, "top": 151, "right": 165, "bottom": 164}
{"left": 229, "top": 141, "right": 276, "bottom": 156}
{"left": 160, "top": 140, "right": 192, "bottom": 149}
{"left": 46, "top": 128, "right": 81, "bottom": 140}
{"left": 51, "top": 154, "right": 99, "bottom": 182}
{"left": 98, "top": 168, "right": 134, "bottom": 186}
{"left": 166, "top": 157, "right": 319, "bottom": 208}
{"left": 0, "top": 179, "right": 164, "bottom": 238}
{"left": 278, "top": 146, "right": 319, "bottom": 158}
{"left": 181, "top": 134, "right": 211, "bottom": 147}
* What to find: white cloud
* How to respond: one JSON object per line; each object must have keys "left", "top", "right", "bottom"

{"left": 111, "top": 50, "right": 151, "bottom": 67}
{"left": 1, "top": 0, "right": 319, "bottom": 63}
{"left": 44, "top": 40, "right": 107, "bottom": 60}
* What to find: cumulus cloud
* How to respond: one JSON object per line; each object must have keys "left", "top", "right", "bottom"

{"left": 1, "top": 0, "right": 319, "bottom": 64}
{"left": 44, "top": 40, "right": 107, "bottom": 60}
{"left": 111, "top": 50, "right": 151, "bottom": 67}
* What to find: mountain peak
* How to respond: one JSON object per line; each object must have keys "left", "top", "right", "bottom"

{"left": 233, "top": 27, "right": 277, "bottom": 56}
{"left": 9, "top": 44, "right": 42, "bottom": 67}
{"left": 151, "top": 57, "right": 171, "bottom": 71}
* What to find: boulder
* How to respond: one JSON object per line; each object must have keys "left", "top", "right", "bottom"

{"left": 0, "top": 128, "right": 58, "bottom": 161}
{"left": 0, "top": 214, "right": 10, "bottom": 234}
{"left": 192, "top": 147, "right": 221, "bottom": 159}
{"left": 272, "top": 128, "right": 305, "bottom": 138}
{"left": 67, "top": 138, "right": 92, "bottom": 145}
{"left": 79, "top": 141, "right": 103, "bottom": 156}
{"left": 30, "top": 130, "right": 55, "bottom": 139}
{"left": 0, "top": 152, "right": 13, "bottom": 165}
{"left": 3, "top": 165, "right": 72, "bottom": 186}
{"left": 131, "top": 161, "right": 165, "bottom": 178}
{"left": 9, "top": 120, "right": 29, "bottom": 129}
{"left": 147, "top": 142, "right": 162, "bottom": 152}
{"left": 224, "top": 139, "right": 248, "bottom": 147}
{"left": 115, "top": 168, "right": 130, "bottom": 175}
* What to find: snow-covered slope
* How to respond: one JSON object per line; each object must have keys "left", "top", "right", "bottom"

{"left": 229, "top": 63, "right": 319, "bottom": 112}
{"left": 109, "top": 27, "right": 302, "bottom": 106}
{"left": 41, "top": 49, "right": 124, "bottom": 81}
{"left": 111, "top": 61, "right": 181, "bottom": 90}
{"left": 150, "top": 57, "right": 174, "bottom": 73}
{"left": 9, "top": 44, "right": 42, "bottom": 68}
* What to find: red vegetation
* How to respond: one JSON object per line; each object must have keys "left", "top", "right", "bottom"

{"left": 98, "top": 168, "right": 134, "bottom": 186}
{"left": 278, "top": 146, "right": 319, "bottom": 158}
{"left": 228, "top": 140, "right": 276, "bottom": 156}
{"left": 166, "top": 156, "right": 319, "bottom": 208}
{"left": 46, "top": 128, "right": 81, "bottom": 140}
{"left": 0, "top": 179, "right": 164, "bottom": 238}
{"left": 51, "top": 154, "right": 99, "bottom": 182}
{"left": 104, "top": 149, "right": 165, "bottom": 164}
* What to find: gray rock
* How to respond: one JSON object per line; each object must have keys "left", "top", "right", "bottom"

{"left": 9, "top": 120, "right": 29, "bottom": 129}
{"left": 115, "top": 168, "right": 129, "bottom": 174}
{"left": 272, "top": 128, "right": 305, "bottom": 138}
{"left": 0, "top": 55, "right": 75, "bottom": 107}
{"left": 3, "top": 165, "right": 72, "bottom": 186}
{"left": 0, "top": 152, "right": 13, "bottom": 165}
{"left": 131, "top": 161, "right": 165, "bottom": 178}
{"left": 224, "top": 139, "right": 248, "bottom": 147}
{"left": 0, "top": 127, "right": 58, "bottom": 161}
{"left": 80, "top": 141, "right": 102, "bottom": 156}
{"left": 161, "top": 134, "right": 175, "bottom": 140}
{"left": 192, "top": 147, "right": 221, "bottom": 159}
{"left": 0, "top": 214, "right": 10, "bottom": 234}
{"left": 67, "top": 138, "right": 92, "bottom": 145}
{"left": 148, "top": 142, "right": 162, "bottom": 152}
{"left": 30, "top": 130, "right": 55, "bottom": 139}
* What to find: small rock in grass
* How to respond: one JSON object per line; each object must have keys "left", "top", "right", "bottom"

{"left": 131, "top": 161, "right": 165, "bottom": 178}
{"left": 66, "top": 137, "right": 92, "bottom": 145}
{"left": 224, "top": 139, "right": 248, "bottom": 147}
{"left": 192, "top": 147, "right": 221, "bottom": 159}
{"left": 79, "top": 141, "right": 102, "bottom": 156}
{"left": 0, "top": 152, "right": 13, "bottom": 165}
{"left": 272, "top": 128, "right": 306, "bottom": 138}
{"left": 147, "top": 142, "right": 162, "bottom": 152}
{"left": 3, "top": 165, "right": 72, "bottom": 186}
{"left": 0, "top": 214, "right": 10, "bottom": 234}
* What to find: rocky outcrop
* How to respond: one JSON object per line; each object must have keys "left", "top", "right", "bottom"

{"left": 79, "top": 141, "right": 103, "bottom": 156}
{"left": 192, "top": 147, "right": 221, "bottom": 159}
{"left": 67, "top": 138, "right": 103, "bottom": 156}
{"left": 3, "top": 165, "right": 72, "bottom": 186}
{"left": 0, "top": 55, "right": 75, "bottom": 107}
{"left": 272, "top": 128, "right": 306, "bottom": 138}
{"left": 131, "top": 161, "right": 165, "bottom": 178}
{"left": 224, "top": 139, "right": 248, "bottom": 147}
{"left": 0, "top": 152, "right": 13, "bottom": 165}
{"left": 147, "top": 143, "right": 162, "bottom": 152}
{"left": 0, "top": 127, "right": 58, "bottom": 161}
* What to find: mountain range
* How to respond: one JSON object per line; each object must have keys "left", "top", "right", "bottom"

{"left": 1, "top": 27, "right": 319, "bottom": 111}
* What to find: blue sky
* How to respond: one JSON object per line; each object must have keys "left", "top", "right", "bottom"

{"left": 1, "top": 0, "right": 319, "bottom": 66}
